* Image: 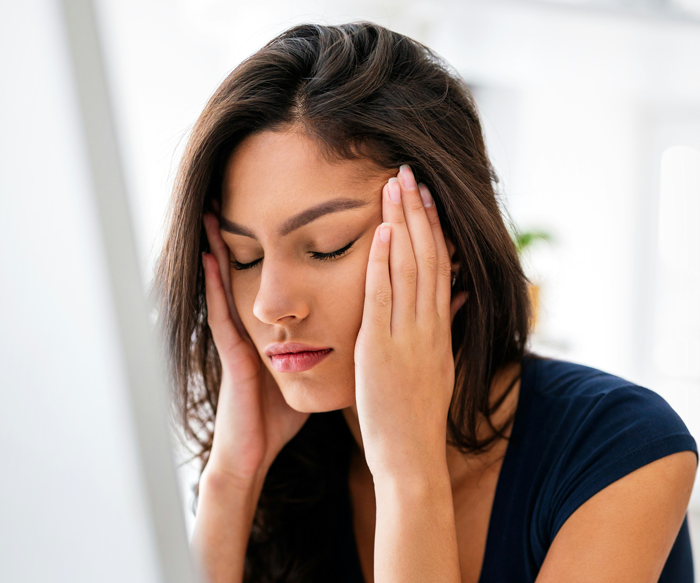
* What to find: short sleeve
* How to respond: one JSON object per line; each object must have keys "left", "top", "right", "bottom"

{"left": 544, "top": 384, "right": 698, "bottom": 543}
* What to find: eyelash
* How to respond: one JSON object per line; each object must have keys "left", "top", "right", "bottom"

{"left": 230, "top": 240, "right": 357, "bottom": 271}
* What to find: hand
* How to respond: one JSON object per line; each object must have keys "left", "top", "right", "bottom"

{"left": 201, "top": 211, "right": 310, "bottom": 486}
{"left": 354, "top": 165, "right": 467, "bottom": 481}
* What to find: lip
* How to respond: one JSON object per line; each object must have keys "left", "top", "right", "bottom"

{"left": 264, "top": 343, "right": 333, "bottom": 373}
{"left": 264, "top": 342, "right": 331, "bottom": 356}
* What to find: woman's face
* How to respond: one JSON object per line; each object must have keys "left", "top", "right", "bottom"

{"left": 219, "top": 128, "right": 395, "bottom": 413}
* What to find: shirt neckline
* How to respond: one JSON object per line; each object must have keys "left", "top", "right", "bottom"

{"left": 343, "top": 353, "right": 539, "bottom": 583}
{"left": 477, "top": 353, "right": 538, "bottom": 583}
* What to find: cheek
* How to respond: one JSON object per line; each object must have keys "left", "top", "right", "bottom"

{"left": 324, "top": 252, "right": 371, "bottom": 339}
{"left": 230, "top": 274, "right": 258, "bottom": 330}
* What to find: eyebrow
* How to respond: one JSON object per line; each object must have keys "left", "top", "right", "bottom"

{"left": 218, "top": 197, "right": 370, "bottom": 239}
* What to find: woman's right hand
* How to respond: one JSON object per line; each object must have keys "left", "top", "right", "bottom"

{"left": 201, "top": 211, "right": 310, "bottom": 487}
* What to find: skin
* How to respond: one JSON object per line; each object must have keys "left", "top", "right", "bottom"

{"left": 217, "top": 128, "right": 468, "bottom": 443}
{"left": 212, "top": 127, "right": 506, "bottom": 484}
{"left": 192, "top": 127, "right": 698, "bottom": 583}
{"left": 218, "top": 127, "right": 402, "bottom": 415}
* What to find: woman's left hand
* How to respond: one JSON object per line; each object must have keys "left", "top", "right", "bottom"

{"left": 354, "top": 164, "right": 467, "bottom": 482}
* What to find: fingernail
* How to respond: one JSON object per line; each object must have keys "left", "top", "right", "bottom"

{"left": 418, "top": 183, "right": 434, "bottom": 207}
{"left": 388, "top": 177, "right": 401, "bottom": 203}
{"left": 379, "top": 223, "right": 391, "bottom": 243}
{"left": 399, "top": 164, "right": 417, "bottom": 190}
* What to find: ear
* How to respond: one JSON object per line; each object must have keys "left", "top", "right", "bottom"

{"left": 445, "top": 235, "right": 460, "bottom": 275}
{"left": 446, "top": 234, "right": 467, "bottom": 320}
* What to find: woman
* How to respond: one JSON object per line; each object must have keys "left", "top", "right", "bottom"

{"left": 150, "top": 22, "right": 698, "bottom": 583}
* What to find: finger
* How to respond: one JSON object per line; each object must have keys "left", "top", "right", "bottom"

{"left": 398, "top": 164, "right": 438, "bottom": 321}
{"left": 203, "top": 212, "right": 235, "bottom": 316}
{"left": 361, "top": 223, "right": 392, "bottom": 337}
{"left": 203, "top": 212, "right": 249, "bottom": 341}
{"left": 419, "top": 183, "right": 454, "bottom": 321}
{"left": 384, "top": 177, "right": 417, "bottom": 328}
{"left": 202, "top": 252, "right": 247, "bottom": 361}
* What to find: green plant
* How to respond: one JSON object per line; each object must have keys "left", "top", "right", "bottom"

{"left": 511, "top": 229, "right": 554, "bottom": 256}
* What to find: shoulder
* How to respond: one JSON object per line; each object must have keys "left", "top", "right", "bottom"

{"left": 529, "top": 354, "right": 662, "bottom": 401}
{"left": 536, "top": 449, "right": 697, "bottom": 583}
{"left": 521, "top": 355, "right": 698, "bottom": 539}
{"left": 525, "top": 355, "right": 693, "bottom": 442}
{"left": 521, "top": 356, "right": 698, "bottom": 582}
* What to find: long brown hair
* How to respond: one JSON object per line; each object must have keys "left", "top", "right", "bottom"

{"left": 150, "top": 21, "right": 534, "bottom": 582}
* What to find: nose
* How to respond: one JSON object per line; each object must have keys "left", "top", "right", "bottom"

{"left": 252, "top": 260, "right": 310, "bottom": 324}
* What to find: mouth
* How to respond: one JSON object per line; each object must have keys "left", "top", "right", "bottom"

{"left": 268, "top": 348, "right": 333, "bottom": 373}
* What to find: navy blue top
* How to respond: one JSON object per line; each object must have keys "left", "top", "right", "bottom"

{"left": 333, "top": 354, "right": 699, "bottom": 582}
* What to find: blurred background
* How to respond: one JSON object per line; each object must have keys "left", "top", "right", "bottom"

{"left": 2, "top": 0, "right": 699, "bottom": 580}
{"left": 91, "top": 0, "right": 700, "bottom": 539}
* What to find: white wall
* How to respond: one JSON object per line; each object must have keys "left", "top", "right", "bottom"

{"left": 0, "top": 1, "right": 161, "bottom": 581}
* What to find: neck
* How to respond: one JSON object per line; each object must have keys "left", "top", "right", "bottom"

{"left": 341, "top": 361, "right": 522, "bottom": 488}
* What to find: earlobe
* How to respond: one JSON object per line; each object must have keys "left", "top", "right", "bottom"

{"left": 450, "top": 291, "right": 467, "bottom": 322}
{"left": 445, "top": 236, "right": 460, "bottom": 280}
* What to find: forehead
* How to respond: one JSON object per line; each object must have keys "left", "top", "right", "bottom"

{"left": 221, "top": 129, "right": 389, "bottom": 218}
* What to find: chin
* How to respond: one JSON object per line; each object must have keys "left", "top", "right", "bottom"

{"left": 279, "top": 379, "right": 356, "bottom": 413}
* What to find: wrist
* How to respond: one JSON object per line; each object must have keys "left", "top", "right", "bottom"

{"left": 372, "top": 457, "right": 451, "bottom": 498}
{"left": 367, "top": 443, "right": 450, "bottom": 483}
{"left": 200, "top": 462, "right": 268, "bottom": 498}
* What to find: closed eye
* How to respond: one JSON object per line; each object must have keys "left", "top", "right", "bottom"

{"left": 230, "top": 239, "right": 357, "bottom": 271}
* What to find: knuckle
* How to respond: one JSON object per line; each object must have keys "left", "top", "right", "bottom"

{"left": 392, "top": 213, "right": 406, "bottom": 225}
{"left": 427, "top": 210, "right": 441, "bottom": 226}
{"left": 423, "top": 327, "right": 438, "bottom": 347}
{"left": 406, "top": 196, "right": 425, "bottom": 213}
{"left": 399, "top": 260, "right": 418, "bottom": 283}
{"left": 422, "top": 248, "right": 439, "bottom": 270}
{"left": 378, "top": 346, "right": 393, "bottom": 365}
{"left": 373, "top": 287, "right": 392, "bottom": 307}
{"left": 438, "top": 257, "right": 452, "bottom": 278}
{"left": 207, "top": 305, "right": 231, "bottom": 329}
{"left": 365, "top": 341, "right": 392, "bottom": 365}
